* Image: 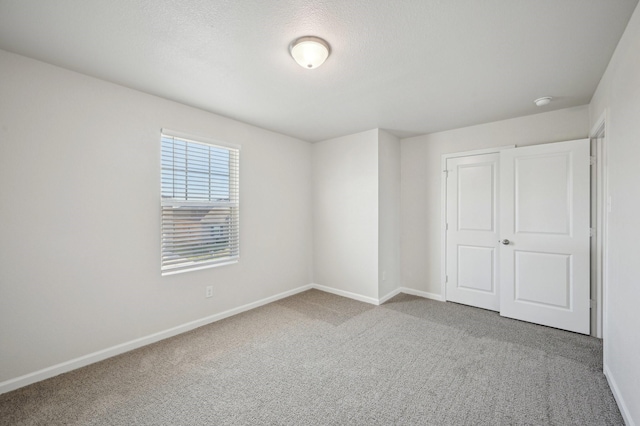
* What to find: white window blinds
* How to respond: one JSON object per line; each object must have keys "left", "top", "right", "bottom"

{"left": 161, "top": 131, "right": 240, "bottom": 275}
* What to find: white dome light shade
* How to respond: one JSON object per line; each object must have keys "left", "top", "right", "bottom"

{"left": 289, "top": 36, "right": 330, "bottom": 69}
{"left": 534, "top": 96, "right": 552, "bottom": 106}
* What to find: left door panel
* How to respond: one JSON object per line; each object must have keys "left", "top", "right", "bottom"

{"left": 445, "top": 153, "right": 500, "bottom": 311}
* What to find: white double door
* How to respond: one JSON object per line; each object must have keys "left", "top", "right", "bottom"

{"left": 445, "top": 139, "right": 590, "bottom": 334}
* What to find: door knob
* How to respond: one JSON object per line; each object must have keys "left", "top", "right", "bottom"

{"left": 500, "top": 239, "right": 510, "bottom": 245}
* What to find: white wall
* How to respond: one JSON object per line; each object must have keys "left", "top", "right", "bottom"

{"left": 0, "top": 49, "right": 313, "bottom": 384}
{"left": 400, "top": 106, "right": 590, "bottom": 297}
{"left": 589, "top": 3, "right": 640, "bottom": 423}
{"left": 378, "top": 130, "right": 401, "bottom": 299}
{"left": 312, "top": 130, "right": 379, "bottom": 299}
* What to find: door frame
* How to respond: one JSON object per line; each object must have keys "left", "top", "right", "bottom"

{"left": 441, "top": 145, "right": 515, "bottom": 301}
{"left": 590, "top": 110, "right": 609, "bottom": 339}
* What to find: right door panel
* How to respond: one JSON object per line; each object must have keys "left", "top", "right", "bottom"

{"left": 499, "top": 139, "right": 590, "bottom": 334}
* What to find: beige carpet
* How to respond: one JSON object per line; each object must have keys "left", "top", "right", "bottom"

{"left": 0, "top": 289, "right": 623, "bottom": 425}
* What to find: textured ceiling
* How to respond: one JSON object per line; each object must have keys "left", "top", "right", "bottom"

{"left": 0, "top": 0, "right": 638, "bottom": 142}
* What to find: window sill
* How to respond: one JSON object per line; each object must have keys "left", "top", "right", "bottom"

{"left": 161, "top": 259, "right": 238, "bottom": 276}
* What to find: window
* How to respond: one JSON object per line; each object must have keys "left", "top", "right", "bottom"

{"left": 160, "top": 130, "right": 240, "bottom": 275}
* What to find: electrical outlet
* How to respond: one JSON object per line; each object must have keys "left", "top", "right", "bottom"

{"left": 205, "top": 286, "right": 213, "bottom": 298}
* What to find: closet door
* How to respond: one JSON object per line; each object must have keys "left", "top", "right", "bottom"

{"left": 499, "top": 139, "right": 590, "bottom": 334}
{"left": 445, "top": 153, "right": 500, "bottom": 311}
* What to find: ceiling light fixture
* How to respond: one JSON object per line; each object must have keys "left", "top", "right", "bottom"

{"left": 289, "top": 36, "right": 331, "bottom": 69}
{"left": 534, "top": 96, "right": 552, "bottom": 106}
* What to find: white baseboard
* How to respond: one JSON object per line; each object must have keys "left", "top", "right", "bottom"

{"left": 309, "top": 284, "right": 445, "bottom": 305}
{"left": 310, "top": 283, "right": 380, "bottom": 305}
{"left": 399, "top": 287, "right": 445, "bottom": 302}
{"left": 378, "top": 288, "right": 403, "bottom": 304}
{"left": 604, "top": 363, "right": 635, "bottom": 426}
{"left": 0, "top": 283, "right": 313, "bottom": 396}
